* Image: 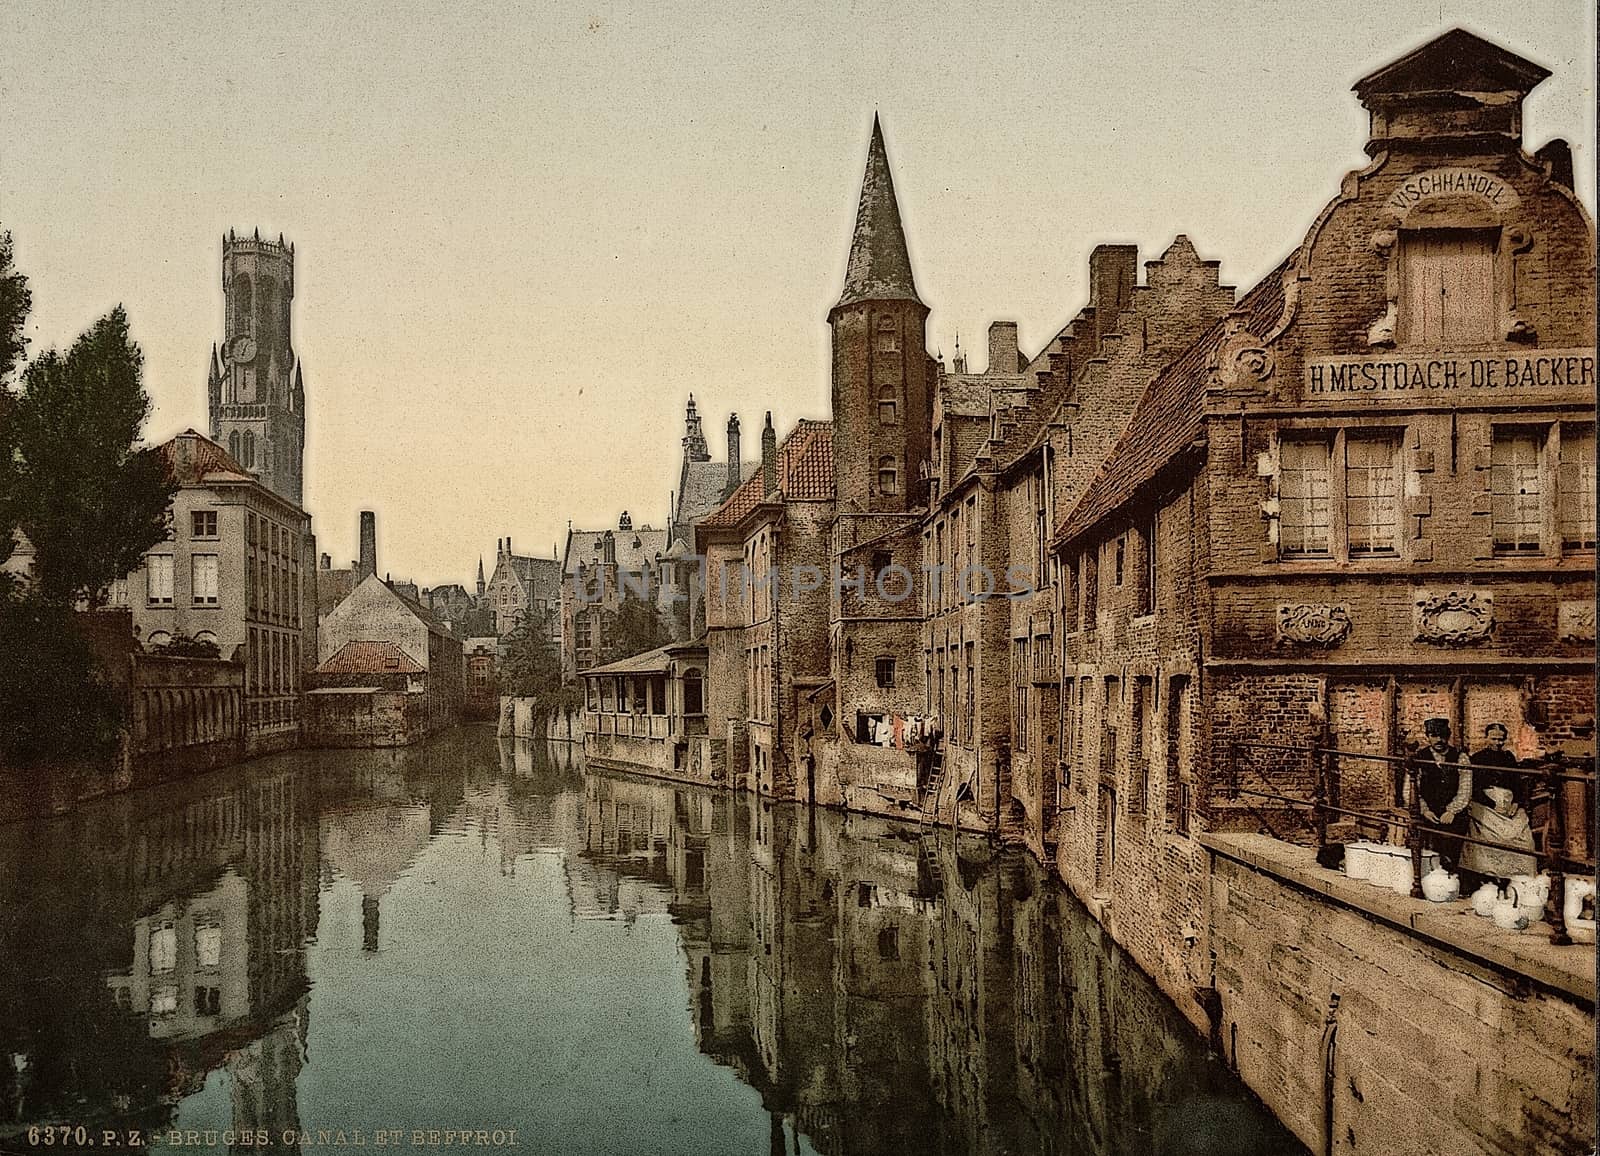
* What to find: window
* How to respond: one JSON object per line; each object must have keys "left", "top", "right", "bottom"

{"left": 683, "top": 669, "right": 704, "bottom": 715}
{"left": 150, "top": 922, "right": 177, "bottom": 973}
{"left": 1013, "top": 638, "right": 1029, "bottom": 754}
{"left": 1492, "top": 430, "right": 1543, "bottom": 553}
{"left": 964, "top": 642, "right": 975, "bottom": 748}
{"left": 1280, "top": 438, "right": 1332, "bottom": 556}
{"left": 147, "top": 555, "right": 173, "bottom": 604}
{"left": 1082, "top": 550, "right": 1099, "bottom": 624}
{"left": 1034, "top": 473, "right": 1049, "bottom": 583}
{"left": 1345, "top": 436, "right": 1399, "bottom": 556}
{"left": 875, "top": 317, "right": 898, "bottom": 352}
{"left": 878, "top": 456, "right": 899, "bottom": 496}
{"left": 878, "top": 386, "right": 898, "bottom": 426}
{"left": 1138, "top": 515, "right": 1156, "bottom": 615}
{"left": 191, "top": 555, "right": 219, "bottom": 605}
{"left": 194, "top": 986, "right": 221, "bottom": 1016}
{"left": 191, "top": 510, "right": 217, "bottom": 538}
{"left": 1114, "top": 536, "right": 1125, "bottom": 586}
{"left": 877, "top": 926, "right": 900, "bottom": 960}
{"left": 575, "top": 614, "right": 592, "bottom": 651}
{"left": 195, "top": 922, "right": 222, "bottom": 968}
{"left": 875, "top": 657, "right": 896, "bottom": 689}
{"left": 1559, "top": 425, "right": 1596, "bottom": 550}
{"left": 870, "top": 550, "right": 892, "bottom": 581}
{"left": 1399, "top": 229, "right": 1496, "bottom": 346}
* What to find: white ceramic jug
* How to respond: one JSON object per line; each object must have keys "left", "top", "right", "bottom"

{"left": 1421, "top": 868, "right": 1458, "bottom": 903}
{"left": 1563, "top": 878, "right": 1596, "bottom": 943}
{"left": 1471, "top": 882, "right": 1500, "bottom": 917}
{"left": 1510, "top": 873, "right": 1550, "bottom": 922}
{"left": 1492, "top": 896, "right": 1528, "bottom": 931}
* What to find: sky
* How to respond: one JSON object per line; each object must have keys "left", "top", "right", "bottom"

{"left": 2, "top": 0, "right": 1593, "bottom": 587}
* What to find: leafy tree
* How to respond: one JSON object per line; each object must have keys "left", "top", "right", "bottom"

{"left": 498, "top": 609, "right": 563, "bottom": 699}
{"left": 149, "top": 631, "right": 222, "bottom": 659}
{"left": 0, "top": 230, "right": 31, "bottom": 597}
{"left": 599, "top": 588, "right": 672, "bottom": 664}
{"left": 9, "top": 307, "right": 176, "bottom": 608}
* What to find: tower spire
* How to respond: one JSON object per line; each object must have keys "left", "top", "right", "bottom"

{"left": 834, "top": 113, "right": 921, "bottom": 312}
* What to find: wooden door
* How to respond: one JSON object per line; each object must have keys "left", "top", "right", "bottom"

{"left": 1401, "top": 229, "right": 1496, "bottom": 344}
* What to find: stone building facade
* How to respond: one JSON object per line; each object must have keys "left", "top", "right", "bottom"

{"left": 119, "top": 431, "right": 318, "bottom": 755}
{"left": 560, "top": 514, "right": 670, "bottom": 681}
{"left": 207, "top": 229, "right": 306, "bottom": 507}
{"left": 681, "top": 29, "right": 1594, "bottom": 1156}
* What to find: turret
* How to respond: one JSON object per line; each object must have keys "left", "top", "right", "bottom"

{"left": 682, "top": 395, "right": 710, "bottom": 463}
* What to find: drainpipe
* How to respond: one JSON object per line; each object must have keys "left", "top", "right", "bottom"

{"left": 1321, "top": 991, "right": 1342, "bottom": 1156}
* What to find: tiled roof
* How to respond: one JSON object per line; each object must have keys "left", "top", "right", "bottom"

{"left": 677, "top": 458, "right": 758, "bottom": 531}
{"left": 315, "top": 640, "right": 424, "bottom": 675}
{"left": 1054, "top": 259, "right": 1291, "bottom": 547}
{"left": 562, "top": 525, "right": 672, "bottom": 576}
{"left": 835, "top": 116, "right": 921, "bottom": 310}
{"left": 697, "top": 420, "right": 833, "bottom": 531}
{"left": 159, "top": 430, "right": 253, "bottom": 486}
{"left": 579, "top": 644, "right": 673, "bottom": 677}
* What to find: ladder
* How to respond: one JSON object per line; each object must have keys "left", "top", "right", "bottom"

{"left": 919, "top": 748, "right": 945, "bottom": 822}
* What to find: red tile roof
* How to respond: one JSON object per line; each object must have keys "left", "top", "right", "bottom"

{"left": 159, "top": 430, "right": 253, "bottom": 486}
{"left": 315, "top": 640, "right": 424, "bottom": 675}
{"left": 698, "top": 420, "right": 833, "bottom": 530}
{"left": 1054, "top": 259, "right": 1291, "bottom": 547}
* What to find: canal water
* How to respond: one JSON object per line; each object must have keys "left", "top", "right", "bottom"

{"left": 0, "top": 727, "right": 1304, "bottom": 1155}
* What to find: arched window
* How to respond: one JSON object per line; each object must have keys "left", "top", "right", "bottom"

{"left": 682, "top": 668, "right": 704, "bottom": 716}
{"left": 230, "top": 274, "right": 253, "bottom": 336}
{"left": 877, "top": 456, "right": 899, "bottom": 496}
{"left": 228, "top": 430, "right": 240, "bottom": 461}
{"left": 242, "top": 431, "right": 256, "bottom": 469}
{"left": 878, "top": 385, "right": 898, "bottom": 426}
{"left": 256, "top": 277, "right": 276, "bottom": 349}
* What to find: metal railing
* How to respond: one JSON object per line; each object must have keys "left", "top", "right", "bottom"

{"left": 1225, "top": 737, "right": 1595, "bottom": 946}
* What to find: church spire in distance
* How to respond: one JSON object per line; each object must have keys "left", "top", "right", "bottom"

{"left": 834, "top": 113, "right": 921, "bottom": 312}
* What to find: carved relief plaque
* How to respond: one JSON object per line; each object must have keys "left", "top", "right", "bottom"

{"left": 1559, "top": 600, "right": 1596, "bottom": 643}
{"left": 1276, "top": 604, "right": 1352, "bottom": 647}
{"left": 1414, "top": 590, "right": 1494, "bottom": 646}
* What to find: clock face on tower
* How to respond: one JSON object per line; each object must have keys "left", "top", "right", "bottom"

{"left": 230, "top": 335, "right": 258, "bottom": 365}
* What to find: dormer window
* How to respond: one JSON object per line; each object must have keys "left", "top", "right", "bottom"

{"left": 1399, "top": 229, "right": 1496, "bottom": 345}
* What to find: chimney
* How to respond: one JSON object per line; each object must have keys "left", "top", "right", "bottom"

{"left": 987, "top": 321, "right": 1019, "bottom": 375}
{"left": 320, "top": 553, "right": 330, "bottom": 570}
{"left": 507, "top": 536, "right": 513, "bottom": 556}
{"left": 761, "top": 412, "right": 777, "bottom": 498}
{"left": 725, "top": 414, "right": 742, "bottom": 499}
{"left": 358, "top": 511, "right": 376, "bottom": 581}
{"left": 1089, "top": 244, "right": 1137, "bottom": 351}
{"left": 1537, "top": 139, "right": 1574, "bottom": 188}
{"left": 619, "top": 511, "right": 632, "bottom": 531}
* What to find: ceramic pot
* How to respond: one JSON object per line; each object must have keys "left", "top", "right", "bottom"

{"left": 1471, "top": 882, "right": 1500, "bottom": 917}
{"left": 1420, "top": 868, "right": 1458, "bottom": 903}
{"left": 1492, "top": 898, "right": 1528, "bottom": 931}
{"left": 1563, "top": 879, "right": 1596, "bottom": 943}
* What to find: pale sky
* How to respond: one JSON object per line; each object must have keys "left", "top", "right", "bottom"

{"left": 2, "top": 1, "right": 1593, "bottom": 587}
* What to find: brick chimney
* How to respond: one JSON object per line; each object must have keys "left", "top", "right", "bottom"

{"left": 725, "top": 414, "right": 742, "bottom": 499}
{"left": 358, "top": 511, "right": 376, "bottom": 581}
{"left": 987, "top": 321, "right": 1019, "bottom": 375}
{"left": 761, "top": 412, "right": 777, "bottom": 498}
{"left": 1089, "top": 245, "right": 1137, "bottom": 351}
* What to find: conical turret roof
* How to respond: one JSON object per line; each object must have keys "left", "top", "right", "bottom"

{"left": 834, "top": 115, "right": 921, "bottom": 311}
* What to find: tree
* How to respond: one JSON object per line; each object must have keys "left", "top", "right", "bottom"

{"left": 498, "top": 609, "right": 563, "bottom": 699}
{"left": 9, "top": 307, "right": 176, "bottom": 608}
{"left": 599, "top": 588, "right": 672, "bottom": 665}
{"left": 0, "top": 230, "right": 32, "bottom": 596}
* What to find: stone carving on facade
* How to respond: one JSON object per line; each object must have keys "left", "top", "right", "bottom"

{"left": 1413, "top": 589, "right": 1494, "bottom": 646}
{"left": 1559, "top": 600, "right": 1596, "bottom": 643}
{"left": 1366, "top": 230, "right": 1399, "bottom": 347}
{"left": 1208, "top": 314, "right": 1276, "bottom": 389}
{"left": 1276, "top": 603, "right": 1352, "bottom": 647}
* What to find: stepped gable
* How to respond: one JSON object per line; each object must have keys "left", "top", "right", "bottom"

{"left": 699, "top": 420, "right": 834, "bottom": 530}
{"left": 1054, "top": 257, "right": 1291, "bottom": 546}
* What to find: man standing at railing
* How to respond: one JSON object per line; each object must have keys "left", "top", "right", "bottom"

{"left": 1411, "top": 718, "right": 1472, "bottom": 870}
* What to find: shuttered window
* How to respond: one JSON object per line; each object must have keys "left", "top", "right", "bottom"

{"left": 1559, "top": 425, "right": 1596, "bottom": 551}
{"left": 1280, "top": 438, "right": 1333, "bottom": 556}
{"left": 1492, "top": 431, "right": 1543, "bottom": 553}
{"left": 1346, "top": 436, "right": 1399, "bottom": 556}
{"left": 1399, "top": 229, "right": 1496, "bottom": 345}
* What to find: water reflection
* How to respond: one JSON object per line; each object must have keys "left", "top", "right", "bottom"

{"left": 0, "top": 729, "right": 1301, "bottom": 1155}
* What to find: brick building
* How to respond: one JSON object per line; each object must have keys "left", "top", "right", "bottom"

{"left": 484, "top": 536, "right": 561, "bottom": 639}
{"left": 1038, "top": 30, "right": 1594, "bottom": 1154}
{"left": 560, "top": 513, "right": 670, "bottom": 681}
{"left": 314, "top": 573, "right": 464, "bottom": 740}
{"left": 118, "top": 430, "right": 318, "bottom": 755}
{"left": 696, "top": 416, "right": 834, "bottom": 796}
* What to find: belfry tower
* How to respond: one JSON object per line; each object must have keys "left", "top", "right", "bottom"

{"left": 829, "top": 115, "right": 930, "bottom": 512}
{"left": 208, "top": 228, "right": 306, "bottom": 505}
